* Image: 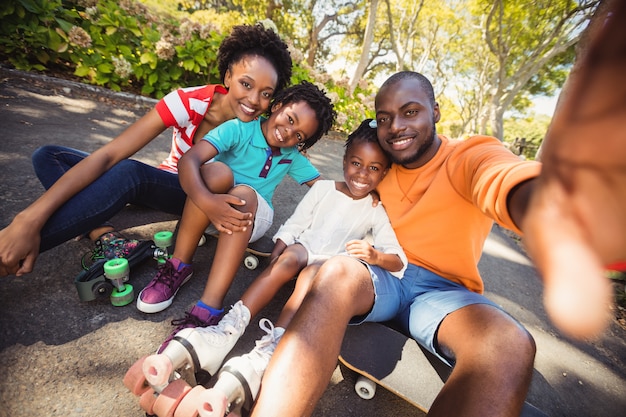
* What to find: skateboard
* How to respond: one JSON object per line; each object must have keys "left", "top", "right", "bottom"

{"left": 204, "top": 231, "right": 274, "bottom": 270}
{"left": 74, "top": 231, "right": 173, "bottom": 304}
{"left": 338, "top": 322, "right": 548, "bottom": 417}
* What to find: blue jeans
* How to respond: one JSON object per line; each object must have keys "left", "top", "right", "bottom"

{"left": 32, "top": 145, "right": 187, "bottom": 252}
{"left": 353, "top": 263, "right": 502, "bottom": 366}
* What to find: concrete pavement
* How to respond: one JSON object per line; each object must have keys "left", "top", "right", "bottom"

{"left": 0, "top": 66, "right": 624, "bottom": 417}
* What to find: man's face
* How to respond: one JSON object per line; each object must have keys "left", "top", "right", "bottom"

{"left": 374, "top": 78, "right": 440, "bottom": 169}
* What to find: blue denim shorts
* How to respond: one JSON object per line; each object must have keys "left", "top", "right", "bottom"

{"left": 352, "top": 263, "right": 501, "bottom": 365}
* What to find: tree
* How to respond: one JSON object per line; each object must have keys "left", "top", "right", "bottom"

{"left": 480, "top": 0, "right": 600, "bottom": 139}
{"left": 349, "top": 0, "right": 378, "bottom": 94}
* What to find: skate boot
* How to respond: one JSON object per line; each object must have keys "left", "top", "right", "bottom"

{"left": 141, "top": 301, "right": 251, "bottom": 391}
{"left": 194, "top": 318, "right": 285, "bottom": 417}
{"left": 74, "top": 231, "right": 155, "bottom": 302}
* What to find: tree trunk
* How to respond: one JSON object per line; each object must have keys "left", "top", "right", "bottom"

{"left": 349, "top": 0, "right": 378, "bottom": 95}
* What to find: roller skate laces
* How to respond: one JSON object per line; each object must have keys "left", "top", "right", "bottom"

{"left": 239, "top": 318, "right": 284, "bottom": 377}
{"left": 164, "top": 301, "right": 250, "bottom": 362}
{"left": 157, "top": 305, "right": 223, "bottom": 354}
{"left": 137, "top": 258, "right": 193, "bottom": 314}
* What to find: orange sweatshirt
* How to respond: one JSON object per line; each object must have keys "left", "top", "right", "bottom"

{"left": 378, "top": 135, "right": 541, "bottom": 293}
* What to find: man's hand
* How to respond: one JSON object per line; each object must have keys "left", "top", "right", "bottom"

{"left": 523, "top": 0, "right": 626, "bottom": 339}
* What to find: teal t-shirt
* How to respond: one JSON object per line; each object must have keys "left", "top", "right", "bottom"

{"left": 204, "top": 117, "right": 320, "bottom": 209}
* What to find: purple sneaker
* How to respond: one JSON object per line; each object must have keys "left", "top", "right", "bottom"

{"left": 157, "top": 304, "right": 223, "bottom": 354}
{"left": 136, "top": 258, "right": 193, "bottom": 313}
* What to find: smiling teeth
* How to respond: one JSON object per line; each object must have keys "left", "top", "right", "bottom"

{"left": 393, "top": 137, "right": 412, "bottom": 145}
{"left": 275, "top": 129, "right": 284, "bottom": 142}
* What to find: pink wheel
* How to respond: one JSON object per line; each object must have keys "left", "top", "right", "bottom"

{"left": 197, "top": 388, "right": 228, "bottom": 417}
{"left": 153, "top": 379, "right": 192, "bottom": 417}
{"left": 123, "top": 355, "right": 151, "bottom": 395}
{"left": 139, "top": 388, "right": 157, "bottom": 414}
{"left": 143, "top": 353, "right": 174, "bottom": 388}
{"left": 174, "top": 385, "right": 207, "bottom": 417}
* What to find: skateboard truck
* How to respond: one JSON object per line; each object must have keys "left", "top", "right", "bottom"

{"left": 104, "top": 258, "right": 134, "bottom": 306}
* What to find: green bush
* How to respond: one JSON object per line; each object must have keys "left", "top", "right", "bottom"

{"left": 0, "top": 0, "right": 369, "bottom": 129}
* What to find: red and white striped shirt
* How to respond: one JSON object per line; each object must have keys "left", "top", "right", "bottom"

{"left": 155, "top": 84, "right": 228, "bottom": 173}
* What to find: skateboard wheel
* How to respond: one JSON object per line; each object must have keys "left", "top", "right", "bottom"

{"left": 139, "top": 388, "right": 157, "bottom": 414}
{"left": 243, "top": 254, "right": 259, "bottom": 270}
{"left": 153, "top": 379, "right": 192, "bottom": 417}
{"left": 197, "top": 388, "right": 228, "bottom": 417}
{"left": 110, "top": 283, "right": 134, "bottom": 306}
{"left": 143, "top": 353, "right": 174, "bottom": 388}
{"left": 123, "top": 355, "right": 151, "bottom": 396}
{"left": 173, "top": 385, "right": 206, "bottom": 417}
{"left": 197, "top": 234, "right": 207, "bottom": 247}
{"left": 355, "top": 375, "right": 376, "bottom": 400}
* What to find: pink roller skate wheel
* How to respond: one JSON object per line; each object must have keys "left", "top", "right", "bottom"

{"left": 123, "top": 355, "right": 150, "bottom": 395}
{"left": 174, "top": 385, "right": 207, "bottom": 417}
{"left": 143, "top": 353, "right": 174, "bottom": 387}
{"left": 197, "top": 388, "right": 228, "bottom": 417}
{"left": 153, "top": 379, "right": 192, "bottom": 417}
{"left": 139, "top": 388, "right": 157, "bottom": 414}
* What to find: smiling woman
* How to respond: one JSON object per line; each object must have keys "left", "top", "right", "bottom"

{"left": 0, "top": 23, "right": 293, "bottom": 279}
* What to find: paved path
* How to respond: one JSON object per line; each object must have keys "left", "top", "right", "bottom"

{"left": 0, "top": 67, "right": 624, "bottom": 417}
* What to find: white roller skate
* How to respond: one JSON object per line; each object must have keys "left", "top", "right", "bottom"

{"left": 194, "top": 319, "right": 285, "bottom": 417}
{"left": 141, "top": 301, "right": 251, "bottom": 390}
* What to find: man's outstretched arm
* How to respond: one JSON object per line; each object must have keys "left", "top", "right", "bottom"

{"left": 522, "top": 0, "right": 626, "bottom": 339}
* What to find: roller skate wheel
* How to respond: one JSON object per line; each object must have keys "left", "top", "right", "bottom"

{"left": 154, "top": 231, "right": 174, "bottom": 248}
{"left": 110, "top": 283, "right": 134, "bottom": 306}
{"left": 153, "top": 379, "right": 192, "bottom": 417}
{"left": 197, "top": 388, "right": 228, "bottom": 417}
{"left": 355, "top": 375, "right": 376, "bottom": 399}
{"left": 243, "top": 254, "right": 259, "bottom": 270}
{"left": 91, "top": 280, "right": 113, "bottom": 299}
{"left": 123, "top": 355, "right": 151, "bottom": 396}
{"left": 173, "top": 385, "right": 206, "bottom": 417}
{"left": 103, "top": 258, "right": 129, "bottom": 280}
{"left": 143, "top": 353, "right": 175, "bottom": 388}
{"left": 139, "top": 388, "right": 157, "bottom": 414}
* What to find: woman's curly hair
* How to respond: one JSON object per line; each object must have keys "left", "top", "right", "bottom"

{"left": 268, "top": 80, "right": 337, "bottom": 151}
{"left": 217, "top": 24, "right": 292, "bottom": 94}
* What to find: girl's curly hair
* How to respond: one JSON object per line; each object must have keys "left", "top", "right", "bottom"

{"left": 217, "top": 24, "right": 292, "bottom": 94}
{"left": 268, "top": 80, "right": 337, "bottom": 151}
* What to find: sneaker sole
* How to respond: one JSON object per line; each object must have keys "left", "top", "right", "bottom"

{"left": 136, "top": 272, "right": 193, "bottom": 313}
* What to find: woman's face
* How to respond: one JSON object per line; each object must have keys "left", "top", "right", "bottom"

{"left": 223, "top": 55, "right": 278, "bottom": 122}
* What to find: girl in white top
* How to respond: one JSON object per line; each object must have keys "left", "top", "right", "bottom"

{"left": 173, "top": 119, "right": 407, "bottom": 399}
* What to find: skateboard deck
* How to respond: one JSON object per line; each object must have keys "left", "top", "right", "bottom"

{"left": 205, "top": 231, "right": 274, "bottom": 270}
{"left": 339, "top": 322, "right": 547, "bottom": 416}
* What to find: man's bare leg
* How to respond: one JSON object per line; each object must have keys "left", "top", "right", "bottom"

{"left": 429, "top": 304, "right": 536, "bottom": 417}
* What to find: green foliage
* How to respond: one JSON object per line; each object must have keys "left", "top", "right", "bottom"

{"left": 502, "top": 113, "right": 552, "bottom": 160}
{"left": 0, "top": 0, "right": 232, "bottom": 97}
{"left": 0, "top": 0, "right": 368, "bottom": 129}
